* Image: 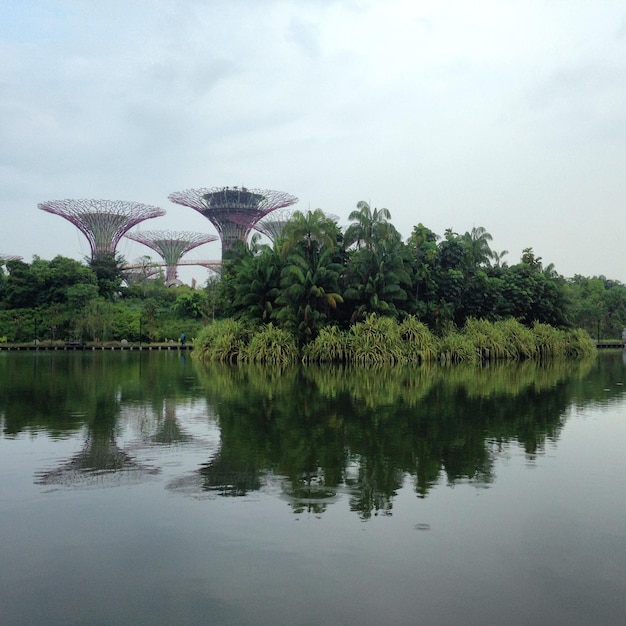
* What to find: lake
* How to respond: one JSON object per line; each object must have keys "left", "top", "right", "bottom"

{"left": 1, "top": 350, "right": 625, "bottom": 625}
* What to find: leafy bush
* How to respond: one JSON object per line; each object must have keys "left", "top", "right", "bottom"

{"left": 348, "top": 314, "right": 404, "bottom": 365}
{"left": 243, "top": 324, "right": 298, "bottom": 365}
{"left": 399, "top": 316, "right": 437, "bottom": 362}
{"left": 193, "top": 319, "right": 249, "bottom": 363}
{"left": 302, "top": 326, "right": 350, "bottom": 363}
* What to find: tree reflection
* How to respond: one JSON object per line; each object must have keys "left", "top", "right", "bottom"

{"left": 35, "top": 394, "right": 159, "bottom": 488}
{"left": 0, "top": 352, "right": 201, "bottom": 488}
{"left": 2, "top": 350, "right": 617, "bottom": 516}
{"left": 150, "top": 398, "right": 191, "bottom": 445}
{"left": 183, "top": 357, "right": 599, "bottom": 517}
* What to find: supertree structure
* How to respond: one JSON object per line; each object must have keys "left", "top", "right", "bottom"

{"left": 248, "top": 208, "right": 294, "bottom": 243}
{"left": 0, "top": 254, "right": 22, "bottom": 264}
{"left": 38, "top": 199, "right": 166, "bottom": 259}
{"left": 125, "top": 230, "right": 218, "bottom": 285}
{"left": 121, "top": 256, "right": 162, "bottom": 286}
{"left": 168, "top": 186, "right": 298, "bottom": 257}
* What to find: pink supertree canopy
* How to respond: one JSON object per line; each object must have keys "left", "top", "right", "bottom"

{"left": 125, "top": 230, "right": 218, "bottom": 285}
{"left": 0, "top": 254, "right": 23, "bottom": 264}
{"left": 38, "top": 199, "right": 166, "bottom": 259}
{"left": 167, "top": 186, "right": 298, "bottom": 256}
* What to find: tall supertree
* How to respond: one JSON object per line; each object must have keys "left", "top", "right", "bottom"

{"left": 125, "top": 230, "right": 218, "bottom": 285}
{"left": 38, "top": 199, "right": 166, "bottom": 260}
{"left": 167, "top": 186, "right": 298, "bottom": 257}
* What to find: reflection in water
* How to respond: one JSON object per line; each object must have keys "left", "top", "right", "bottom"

{"left": 2, "top": 351, "right": 625, "bottom": 626}
{"left": 0, "top": 351, "right": 202, "bottom": 488}
{"left": 34, "top": 389, "right": 160, "bottom": 489}
{"left": 150, "top": 398, "right": 192, "bottom": 445}
{"left": 164, "top": 356, "right": 607, "bottom": 518}
{"left": 2, "top": 350, "right": 623, "bottom": 516}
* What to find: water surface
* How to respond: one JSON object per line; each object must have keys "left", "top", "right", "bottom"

{"left": 1, "top": 351, "right": 625, "bottom": 625}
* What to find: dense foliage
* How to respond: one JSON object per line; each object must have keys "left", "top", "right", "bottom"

{"left": 0, "top": 254, "right": 213, "bottom": 343}
{"left": 210, "top": 204, "right": 623, "bottom": 348}
{"left": 194, "top": 314, "right": 595, "bottom": 365}
{"left": 1, "top": 203, "right": 624, "bottom": 347}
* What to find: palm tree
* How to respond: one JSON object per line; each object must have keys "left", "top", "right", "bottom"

{"left": 344, "top": 201, "right": 392, "bottom": 251}
{"left": 343, "top": 237, "right": 411, "bottom": 320}
{"left": 274, "top": 247, "right": 344, "bottom": 343}
{"left": 281, "top": 209, "right": 338, "bottom": 259}
{"left": 490, "top": 249, "right": 509, "bottom": 268}
{"left": 462, "top": 226, "right": 494, "bottom": 268}
{"left": 230, "top": 245, "right": 284, "bottom": 323}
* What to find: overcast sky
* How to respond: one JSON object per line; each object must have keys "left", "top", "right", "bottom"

{"left": 1, "top": 0, "right": 625, "bottom": 285}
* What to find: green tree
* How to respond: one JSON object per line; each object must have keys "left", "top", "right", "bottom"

{"left": 229, "top": 245, "right": 284, "bottom": 324}
{"left": 344, "top": 201, "right": 392, "bottom": 251}
{"left": 281, "top": 209, "right": 339, "bottom": 260}
{"left": 172, "top": 290, "right": 210, "bottom": 320}
{"left": 89, "top": 252, "right": 125, "bottom": 300}
{"left": 461, "top": 226, "right": 494, "bottom": 268}
{"left": 274, "top": 247, "right": 344, "bottom": 343}
{"left": 406, "top": 223, "right": 440, "bottom": 318}
{"left": 343, "top": 231, "right": 411, "bottom": 321}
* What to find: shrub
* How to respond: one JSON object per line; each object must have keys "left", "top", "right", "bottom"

{"left": 302, "top": 326, "right": 350, "bottom": 363}
{"left": 243, "top": 324, "right": 298, "bottom": 365}
{"left": 399, "top": 316, "right": 438, "bottom": 362}
{"left": 348, "top": 314, "right": 404, "bottom": 365}
{"left": 193, "top": 319, "right": 249, "bottom": 363}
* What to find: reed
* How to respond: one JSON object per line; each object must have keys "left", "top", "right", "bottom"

{"left": 563, "top": 327, "right": 596, "bottom": 358}
{"left": 493, "top": 318, "right": 537, "bottom": 360}
{"left": 195, "top": 315, "right": 594, "bottom": 366}
{"left": 437, "top": 331, "right": 476, "bottom": 364}
{"left": 531, "top": 322, "right": 567, "bottom": 359}
{"left": 462, "top": 318, "right": 511, "bottom": 361}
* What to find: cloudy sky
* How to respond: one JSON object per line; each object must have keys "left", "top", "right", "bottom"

{"left": 1, "top": 0, "right": 625, "bottom": 284}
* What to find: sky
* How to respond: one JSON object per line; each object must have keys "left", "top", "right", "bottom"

{"left": 1, "top": 0, "right": 625, "bottom": 285}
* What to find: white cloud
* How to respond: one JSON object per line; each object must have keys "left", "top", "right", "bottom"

{"left": 1, "top": 0, "right": 626, "bottom": 282}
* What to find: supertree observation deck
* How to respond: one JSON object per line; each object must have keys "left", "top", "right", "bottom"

{"left": 38, "top": 199, "right": 166, "bottom": 259}
{"left": 125, "top": 230, "right": 218, "bottom": 286}
{"left": 167, "top": 186, "right": 298, "bottom": 256}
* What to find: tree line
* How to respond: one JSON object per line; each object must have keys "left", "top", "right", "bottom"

{"left": 216, "top": 203, "right": 626, "bottom": 343}
{"left": 1, "top": 203, "right": 625, "bottom": 343}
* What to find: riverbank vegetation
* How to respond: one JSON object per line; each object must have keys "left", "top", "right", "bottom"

{"left": 193, "top": 314, "right": 595, "bottom": 365}
{"left": 0, "top": 203, "right": 623, "bottom": 357}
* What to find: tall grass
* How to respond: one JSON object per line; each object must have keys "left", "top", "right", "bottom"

{"left": 348, "top": 314, "right": 405, "bottom": 366}
{"left": 563, "top": 327, "right": 596, "bottom": 358}
{"left": 399, "top": 316, "right": 438, "bottom": 363}
{"left": 494, "top": 318, "right": 536, "bottom": 360}
{"left": 193, "top": 319, "right": 249, "bottom": 363}
{"left": 243, "top": 324, "right": 298, "bottom": 365}
{"left": 463, "top": 318, "right": 511, "bottom": 361}
{"left": 532, "top": 322, "right": 568, "bottom": 359}
{"left": 437, "top": 331, "right": 476, "bottom": 364}
{"left": 195, "top": 316, "right": 595, "bottom": 366}
{"left": 302, "top": 326, "right": 349, "bottom": 363}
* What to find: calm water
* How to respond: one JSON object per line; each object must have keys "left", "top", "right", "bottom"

{"left": 1, "top": 350, "right": 625, "bottom": 625}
